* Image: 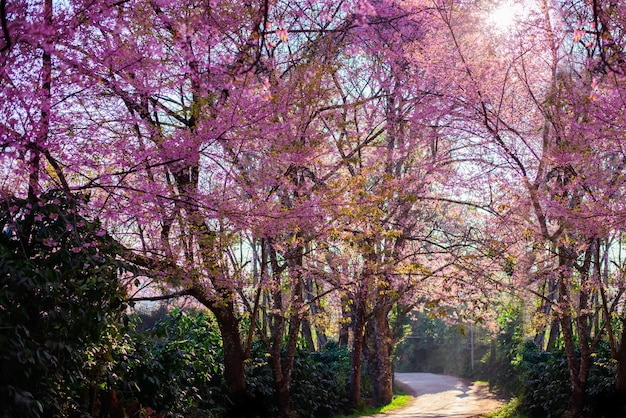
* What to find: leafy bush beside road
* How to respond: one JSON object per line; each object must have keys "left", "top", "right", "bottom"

{"left": 0, "top": 192, "right": 127, "bottom": 417}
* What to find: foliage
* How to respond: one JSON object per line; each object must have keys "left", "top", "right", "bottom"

{"left": 331, "top": 394, "right": 412, "bottom": 418}
{"left": 242, "top": 342, "right": 278, "bottom": 415}
{"left": 513, "top": 341, "right": 571, "bottom": 418}
{"left": 110, "top": 311, "right": 354, "bottom": 417}
{"left": 291, "top": 341, "right": 352, "bottom": 417}
{"left": 0, "top": 191, "right": 127, "bottom": 417}
{"left": 111, "top": 308, "right": 225, "bottom": 417}
{"left": 246, "top": 341, "right": 353, "bottom": 417}
{"left": 474, "top": 302, "right": 526, "bottom": 395}
{"left": 394, "top": 310, "right": 490, "bottom": 377}
{"left": 4, "top": 0, "right": 626, "bottom": 414}
{"left": 513, "top": 341, "right": 617, "bottom": 418}
{"left": 484, "top": 398, "right": 528, "bottom": 418}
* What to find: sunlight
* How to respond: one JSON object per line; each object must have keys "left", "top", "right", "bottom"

{"left": 487, "top": 1, "right": 526, "bottom": 31}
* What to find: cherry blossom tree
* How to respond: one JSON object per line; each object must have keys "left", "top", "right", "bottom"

{"left": 6, "top": 0, "right": 626, "bottom": 415}
{"left": 420, "top": 0, "right": 626, "bottom": 415}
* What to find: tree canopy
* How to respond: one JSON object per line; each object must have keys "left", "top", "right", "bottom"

{"left": 2, "top": 0, "right": 626, "bottom": 416}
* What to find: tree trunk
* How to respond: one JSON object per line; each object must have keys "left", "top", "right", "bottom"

{"left": 304, "top": 274, "right": 327, "bottom": 349}
{"left": 339, "top": 293, "right": 352, "bottom": 348}
{"left": 558, "top": 244, "right": 594, "bottom": 418}
{"left": 266, "top": 242, "right": 305, "bottom": 417}
{"left": 212, "top": 305, "right": 248, "bottom": 408}
{"left": 276, "top": 267, "right": 305, "bottom": 417}
{"left": 535, "top": 274, "right": 558, "bottom": 350}
{"left": 365, "top": 302, "right": 393, "bottom": 406}
{"left": 614, "top": 318, "right": 626, "bottom": 412}
{"left": 349, "top": 291, "right": 367, "bottom": 406}
{"left": 301, "top": 315, "right": 316, "bottom": 351}
{"left": 278, "top": 313, "right": 303, "bottom": 417}
{"left": 560, "top": 312, "right": 584, "bottom": 418}
{"left": 546, "top": 317, "right": 560, "bottom": 351}
{"left": 190, "top": 287, "right": 249, "bottom": 416}
{"left": 267, "top": 242, "right": 289, "bottom": 417}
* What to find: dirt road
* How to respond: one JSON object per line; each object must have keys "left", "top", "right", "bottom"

{"left": 366, "top": 373, "right": 506, "bottom": 418}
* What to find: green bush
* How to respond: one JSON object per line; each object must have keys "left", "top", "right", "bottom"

{"left": 110, "top": 311, "right": 352, "bottom": 418}
{"left": 245, "top": 341, "right": 352, "bottom": 417}
{"left": 515, "top": 341, "right": 570, "bottom": 418}
{"left": 111, "top": 308, "right": 226, "bottom": 417}
{"left": 0, "top": 191, "right": 127, "bottom": 417}
{"left": 245, "top": 342, "right": 278, "bottom": 416}
{"left": 583, "top": 341, "right": 619, "bottom": 417}
{"left": 484, "top": 398, "right": 528, "bottom": 418}
{"left": 290, "top": 342, "right": 352, "bottom": 417}
{"left": 473, "top": 301, "right": 525, "bottom": 396}
{"left": 514, "top": 340, "right": 618, "bottom": 418}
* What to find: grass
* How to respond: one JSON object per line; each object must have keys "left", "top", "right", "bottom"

{"left": 483, "top": 398, "right": 529, "bottom": 418}
{"left": 332, "top": 394, "right": 413, "bottom": 418}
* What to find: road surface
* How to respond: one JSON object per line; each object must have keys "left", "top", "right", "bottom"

{"left": 365, "top": 373, "right": 506, "bottom": 418}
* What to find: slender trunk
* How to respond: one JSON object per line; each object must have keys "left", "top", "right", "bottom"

{"left": 560, "top": 310, "right": 584, "bottom": 417}
{"left": 557, "top": 246, "right": 581, "bottom": 415}
{"left": 546, "top": 274, "right": 560, "bottom": 351}
{"left": 313, "top": 280, "right": 328, "bottom": 348}
{"left": 301, "top": 262, "right": 316, "bottom": 351}
{"left": 277, "top": 259, "right": 304, "bottom": 417}
{"left": 558, "top": 244, "right": 594, "bottom": 418}
{"left": 489, "top": 337, "right": 497, "bottom": 369}
{"left": 536, "top": 274, "right": 558, "bottom": 350}
{"left": 304, "top": 274, "right": 327, "bottom": 349}
{"left": 278, "top": 315, "right": 302, "bottom": 417}
{"left": 339, "top": 293, "right": 352, "bottom": 348}
{"left": 615, "top": 318, "right": 626, "bottom": 399}
{"left": 349, "top": 290, "right": 367, "bottom": 406}
{"left": 301, "top": 315, "right": 315, "bottom": 351}
{"left": 546, "top": 317, "right": 561, "bottom": 351}
{"left": 29, "top": 0, "right": 52, "bottom": 200}
{"left": 268, "top": 243, "right": 288, "bottom": 416}
{"left": 266, "top": 242, "right": 304, "bottom": 417}
{"left": 572, "top": 244, "right": 594, "bottom": 417}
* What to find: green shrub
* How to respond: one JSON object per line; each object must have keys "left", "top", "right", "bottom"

{"left": 484, "top": 398, "right": 528, "bottom": 418}
{"left": 111, "top": 314, "right": 352, "bottom": 418}
{"left": 473, "top": 302, "right": 525, "bottom": 396}
{"left": 0, "top": 191, "right": 127, "bottom": 417}
{"left": 245, "top": 342, "right": 278, "bottom": 416}
{"left": 515, "top": 341, "right": 570, "bottom": 418}
{"left": 245, "top": 341, "right": 352, "bottom": 417}
{"left": 112, "top": 308, "right": 226, "bottom": 417}
{"left": 290, "top": 342, "right": 352, "bottom": 417}
{"left": 514, "top": 340, "right": 618, "bottom": 418}
{"left": 584, "top": 341, "right": 618, "bottom": 417}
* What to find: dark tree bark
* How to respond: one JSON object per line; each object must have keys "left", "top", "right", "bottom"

{"left": 558, "top": 243, "right": 595, "bottom": 418}
{"left": 265, "top": 241, "right": 305, "bottom": 417}
{"left": 349, "top": 288, "right": 368, "bottom": 406}
{"left": 364, "top": 299, "right": 393, "bottom": 406}
{"left": 189, "top": 286, "right": 250, "bottom": 416}
{"left": 301, "top": 315, "right": 316, "bottom": 351}
{"left": 339, "top": 293, "right": 352, "bottom": 348}
{"left": 614, "top": 318, "right": 626, "bottom": 407}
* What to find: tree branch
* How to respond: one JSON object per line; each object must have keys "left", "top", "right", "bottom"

{"left": 0, "top": 0, "right": 10, "bottom": 53}
{"left": 128, "top": 289, "right": 192, "bottom": 302}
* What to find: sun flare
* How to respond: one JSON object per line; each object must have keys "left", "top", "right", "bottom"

{"left": 487, "top": 1, "right": 526, "bottom": 31}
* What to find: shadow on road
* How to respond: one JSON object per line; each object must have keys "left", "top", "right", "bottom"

{"left": 381, "top": 373, "right": 506, "bottom": 418}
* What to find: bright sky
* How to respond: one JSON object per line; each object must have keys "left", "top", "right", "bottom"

{"left": 487, "top": 1, "right": 528, "bottom": 31}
